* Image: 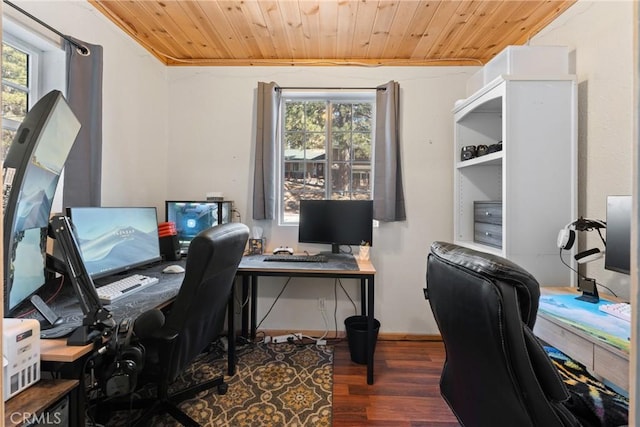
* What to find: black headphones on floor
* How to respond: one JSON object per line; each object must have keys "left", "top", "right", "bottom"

{"left": 557, "top": 217, "right": 607, "bottom": 264}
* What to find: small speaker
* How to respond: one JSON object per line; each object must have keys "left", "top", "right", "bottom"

{"left": 159, "top": 235, "right": 181, "bottom": 261}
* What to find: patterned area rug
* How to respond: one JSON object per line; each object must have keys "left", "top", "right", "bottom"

{"left": 545, "top": 345, "right": 628, "bottom": 427}
{"left": 105, "top": 342, "right": 333, "bottom": 426}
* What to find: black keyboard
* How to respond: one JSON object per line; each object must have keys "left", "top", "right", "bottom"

{"left": 264, "top": 254, "right": 328, "bottom": 263}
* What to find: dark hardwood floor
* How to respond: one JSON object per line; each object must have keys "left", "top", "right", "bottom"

{"left": 332, "top": 339, "right": 460, "bottom": 426}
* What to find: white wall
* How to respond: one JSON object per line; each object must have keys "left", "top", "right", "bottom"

{"left": 166, "top": 67, "right": 473, "bottom": 334}
{"left": 12, "top": 1, "right": 169, "bottom": 210}
{"left": 532, "top": 0, "right": 635, "bottom": 300}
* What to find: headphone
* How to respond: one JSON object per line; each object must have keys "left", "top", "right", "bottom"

{"left": 100, "top": 318, "right": 145, "bottom": 397}
{"left": 557, "top": 217, "right": 607, "bottom": 264}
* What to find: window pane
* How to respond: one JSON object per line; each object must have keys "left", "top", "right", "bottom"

{"left": 352, "top": 164, "right": 371, "bottom": 191}
{"left": 353, "top": 132, "right": 371, "bottom": 161}
{"left": 305, "top": 102, "right": 326, "bottom": 132}
{"left": 353, "top": 103, "right": 372, "bottom": 132}
{"left": 304, "top": 132, "right": 325, "bottom": 155}
{"left": 284, "top": 132, "right": 304, "bottom": 151}
{"left": 332, "top": 132, "right": 351, "bottom": 161}
{"left": 331, "top": 163, "right": 352, "bottom": 197}
{"left": 2, "top": 129, "right": 16, "bottom": 159}
{"left": 332, "top": 103, "right": 352, "bottom": 132}
{"left": 2, "top": 85, "right": 27, "bottom": 122}
{"left": 2, "top": 44, "right": 28, "bottom": 86}
{"left": 285, "top": 102, "right": 305, "bottom": 131}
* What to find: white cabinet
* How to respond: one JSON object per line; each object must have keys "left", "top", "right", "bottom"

{"left": 453, "top": 76, "right": 577, "bottom": 284}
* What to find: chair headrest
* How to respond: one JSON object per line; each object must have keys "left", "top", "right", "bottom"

{"left": 429, "top": 241, "right": 540, "bottom": 326}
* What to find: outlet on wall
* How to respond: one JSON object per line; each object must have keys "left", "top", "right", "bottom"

{"left": 318, "top": 297, "right": 326, "bottom": 311}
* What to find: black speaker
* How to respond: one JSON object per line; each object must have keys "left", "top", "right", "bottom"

{"left": 160, "top": 235, "right": 181, "bottom": 261}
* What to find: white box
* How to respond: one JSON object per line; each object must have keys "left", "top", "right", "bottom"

{"left": 483, "top": 45, "right": 569, "bottom": 84}
{"left": 3, "top": 318, "right": 40, "bottom": 401}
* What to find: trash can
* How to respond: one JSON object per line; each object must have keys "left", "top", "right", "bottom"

{"left": 344, "top": 315, "right": 380, "bottom": 364}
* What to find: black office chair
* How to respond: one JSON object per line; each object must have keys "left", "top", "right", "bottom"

{"left": 123, "top": 222, "right": 249, "bottom": 426}
{"left": 425, "top": 241, "right": 584, "bottom": 427}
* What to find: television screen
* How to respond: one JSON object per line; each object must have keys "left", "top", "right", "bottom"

{"left": 66, "top": 207, "right": 162, "bottom": 279}
{"left": 604, "top": 195, "right": 631, "bottom": 275}
{"left": 165, "top": 201, "right": 231, "bottom": 253}
{"left": 298, "top": 200, "right": 373, "bottom": 254}
{"left": 3, "top": 90, "right": 81, "bottom": 314}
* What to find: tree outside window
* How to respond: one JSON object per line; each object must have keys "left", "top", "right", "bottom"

{"left": 281, "top": 95, "right": 374, "bottom": 223}
{"left": 2, "top": 39, "right": 36, "bottom": 160}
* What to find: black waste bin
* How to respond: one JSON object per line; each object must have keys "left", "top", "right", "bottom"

{"left": 344, "top": 315, "right": 380, "bottom": 364}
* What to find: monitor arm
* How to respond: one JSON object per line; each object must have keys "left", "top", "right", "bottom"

{"left": 49, "top": 215, "right": 115, "bottom": 345}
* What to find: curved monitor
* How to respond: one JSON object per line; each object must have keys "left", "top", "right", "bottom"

{"left": 3, "top": 90, "right": 81, "bottom": 314}
{"left": 298, "top": 199, "right": 373, "bottom": 254}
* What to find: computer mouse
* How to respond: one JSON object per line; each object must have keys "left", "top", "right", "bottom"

{"left": 163, "top": 265, "right": 185, "bottom": 274}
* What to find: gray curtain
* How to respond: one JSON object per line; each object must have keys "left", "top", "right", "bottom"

{"left": 63, "top": 37, "right": 103, "bottom": 208}
{"left": 373, "top": 81, "right": 406, "bottom": 221}
{"left": 252, "top": 82, "right": 281, "bottom": 220}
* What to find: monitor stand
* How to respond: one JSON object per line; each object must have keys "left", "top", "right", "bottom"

{"left": 575, "top": 277, "right": 599, "bottom": 303}
{"left": 331, "top": 244, "right": 340, "bottom": 254}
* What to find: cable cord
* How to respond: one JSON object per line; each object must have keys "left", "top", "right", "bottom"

{"left": 255, "top": 277, "right": 292, "bottom": 331}
{"left": 558, "top": 249, "right": 618, "bottom": 297}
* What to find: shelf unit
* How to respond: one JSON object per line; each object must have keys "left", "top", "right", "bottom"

{"left": 453, "top": 75, "right": 577, "bottom": 284}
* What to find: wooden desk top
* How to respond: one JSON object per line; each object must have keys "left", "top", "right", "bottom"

{"left": 238, "top": 253, "right": 376, "bottom": 275}
{"left": 538, "top": 286, "right": 630, "bottom": 356}
{"left": 5, "top": 379, "right": 78, "bottom": 427}
{"left": 40, "top": 339, "right": 93, "bottom": 363}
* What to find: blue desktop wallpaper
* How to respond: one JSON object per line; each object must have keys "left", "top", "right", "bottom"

{"left": 71, "top": 207, "right": 160, "bottom": 277}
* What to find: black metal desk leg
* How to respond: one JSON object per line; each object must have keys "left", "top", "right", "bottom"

{"left": 360, "top": 278, "right": 367, "bottom": 315}
{"left": 227, "top": 290, "right": 236, "bottom": 376}
{"left": 250, "top": 275, "right": 258, "bottom": 340}
{"left": 241, "top": 275, "right": 249, "bottom": 338}
{"left": 366, "top": 275, "right": 375, "bottom": 385}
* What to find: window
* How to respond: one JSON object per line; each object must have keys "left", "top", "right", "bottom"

{"left": 1, "top": 33, "right": 42, "bottom": 160}
{"left": 280, "top": 93, "right": 375, "bottom": 224}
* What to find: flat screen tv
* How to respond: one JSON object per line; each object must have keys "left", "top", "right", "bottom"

{"left": 604, "top": 195, "right": 631, "bottom": 275}
{"left": 165, "top": 200, "right": 231, "bottom": 254}
{"left": 3, "top": 90, "right": 81, "bottom": 315}
{"left": 66, "top": 207, "right": 162, "bottom": 280}
{"left": 298, "top": 199, "right": 373, "bottom": 254}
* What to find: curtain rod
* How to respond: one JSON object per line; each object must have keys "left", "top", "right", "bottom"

{"left": 278, "top": 86, "right": 384, "bottom": 91}
{"left": 4, "top": 0, "right": 90, "bottom": 55}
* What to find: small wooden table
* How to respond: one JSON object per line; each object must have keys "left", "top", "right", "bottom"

{"left": 534, "top": 287, "right": 629, "bottom": 391}
{"left": 5, "top": 379, "right": 79, "bottom": 427}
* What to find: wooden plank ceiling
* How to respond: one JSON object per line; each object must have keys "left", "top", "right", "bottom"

{"left": 88, "top": 0, "right": 577, "bottom": 66}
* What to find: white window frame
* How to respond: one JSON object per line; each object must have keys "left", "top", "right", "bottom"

{"left": 2, "top": 14, "right": 67, "bottom": 210}
{"left": 2, "top": 32, "right": 42, "bottom": 134}
{"left": 278, "top": 91, "right": 376, "bottom": 225}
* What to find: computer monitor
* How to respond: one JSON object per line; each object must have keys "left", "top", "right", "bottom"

{"left": 298, "top": 199, "right": 373, "bottom": 254}
{"left": 3, "top": 90, "right": 81, "bottom": 315}
{"left": 66, "top": 207, "right": 162, "bottom": 279}
{"left": 165, "top": 200, "right": 231, "bottom": 254}
{"left": 604, "top": 195, "right": 631, "bottom": 275}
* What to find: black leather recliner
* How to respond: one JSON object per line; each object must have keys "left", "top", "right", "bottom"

{"left": 127, "top": 222, "right": 249, "bottom": 426}
{"left": 425, "top": 241, "right": 581, "bottom": 427}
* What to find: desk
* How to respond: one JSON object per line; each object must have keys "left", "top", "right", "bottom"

{"left": 534, "top": 287, "right": 629, "bottom": 391}
{"left": 236, "top": 254, "right": 377, "bottom": 384}
{"left": 35, "top": 260, "right": 237, "bottom": 426}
